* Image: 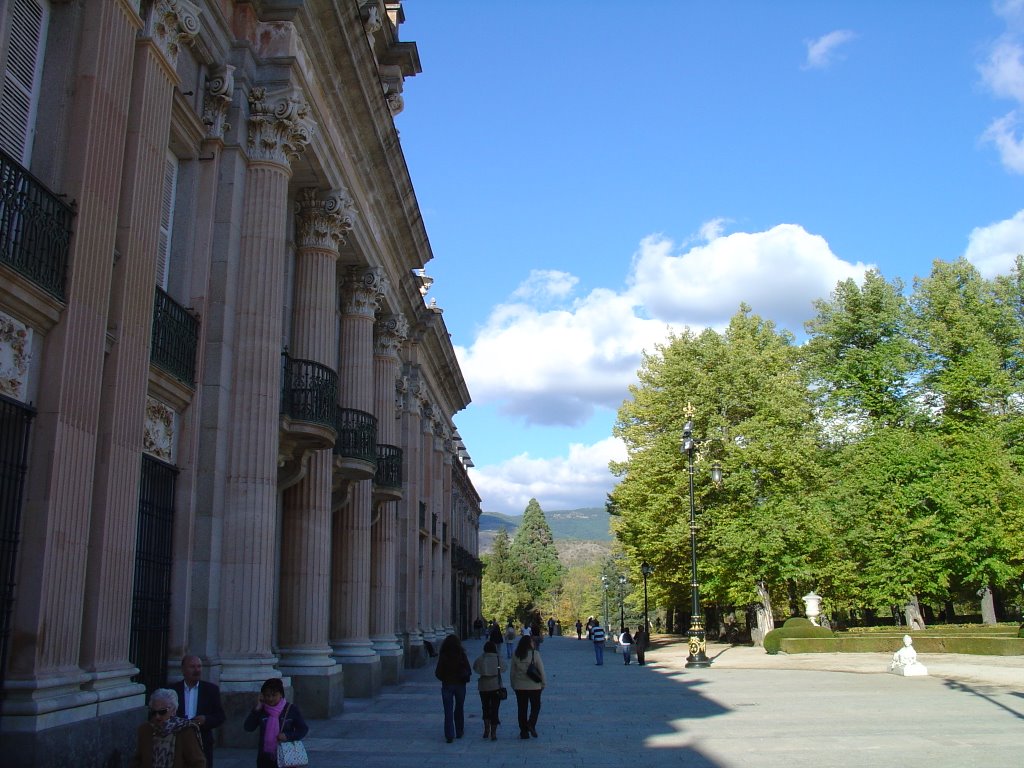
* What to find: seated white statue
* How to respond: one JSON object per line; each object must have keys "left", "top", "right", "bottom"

{"left": 889, "top": 634, "right": 928, "bottom": 676}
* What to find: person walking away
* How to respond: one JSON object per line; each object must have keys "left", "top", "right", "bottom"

{"left": 619, "top": 627, "right": 633, "bottom": 665}
{"left": 131, "top": 688, "right": 206, "bottom": 768}
{"left": 591, "top": 620, "right": 606, "bottom": 664}
{"left": 547, "top": 616, "right": 555, "bottom": 637}
{"left": 489, "top": 620, "right": 503, "bottom": 648}
{"left": 172, "top": 655, "right": 225, "bottom": 767}
{"left": 504, "top": 621, "right": 517, "bottom": 659}
{"left": 509, "top": 636, "right": 546, "bottom": 739}
{"left": 575, "top": 618, "right": 583, "bottom": 639}
{"left": 434, "top": 634, "right": 472, "bottom": 743}
{"left": 635, "top": 625, "right": 648, "bottom": 666}
{"left": 473, "top": 640, "right": 505, "bottom": 740}
{"left": 242, "top": 678, "right": 308, "bottom": 768}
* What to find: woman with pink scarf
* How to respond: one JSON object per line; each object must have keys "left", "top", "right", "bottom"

{"left": 243, "top": 678, "right": 309, "bottom": 767}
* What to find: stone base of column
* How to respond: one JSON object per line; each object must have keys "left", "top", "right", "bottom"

{"left": 0, "top": 701, "right": 141, "bottom": 768}
{"left": 402, "top": 631, "right": 428, "bottom": 669}
{"left": 277, "top": 650, "right": 345, "bottom": 719}
{"left": 332, "top": 641, "right": 381, "bottom": 698}
{"left": 371, "top": 636, "right": 404, "bottom": 685}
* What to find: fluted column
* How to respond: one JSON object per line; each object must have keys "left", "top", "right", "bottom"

{"left": 430, "top": 422, "right": 445, "bottom": 636}
{"left": 277, "top": 189, "right": 353, "bottom": 716}
{"left": 396, "top": 364, "right": 424, "bottom": 665}
{"left": 370, "top": 314, "right": 407, "bottom": 682}
{"left": 331, "top": 267, "right": 385, "bottom": 697}
{"left": 419, "top": 408, "right": 436, "bottom": 641}
{"left": 218, "top": 87, "right": 313, "bottom": 692}
{"left": 440, "top": 436, "right": 454, "bottom": 634}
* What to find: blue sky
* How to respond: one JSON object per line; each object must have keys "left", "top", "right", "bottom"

{"left": 395, "top": 1, "right": 1024, "bottom": 516}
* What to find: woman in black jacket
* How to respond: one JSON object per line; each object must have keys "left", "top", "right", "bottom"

{"left": 243, "top": 678, "right": 309, "bottom": 767}
{"left": 434, "top": 634, "right": 472, "bottom": 743}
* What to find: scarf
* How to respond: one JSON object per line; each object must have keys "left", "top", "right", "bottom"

{"left": 150, "top": 716, "right": 191, "bottom": 768}
{"left": 262, "top": 698, "right": 287, "bottom": 755}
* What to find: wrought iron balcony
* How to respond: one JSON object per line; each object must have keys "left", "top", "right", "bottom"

{"left": 280, "top": 353, "right": 337, "bottom": 427}
{"left": 151, "top": 287, "right": 198, "bottom": 385}
{"left": 0, "top": 148, "right": 74, "bottom": 301}
{"left": 333, "top": 407, "right": 377, "bottom": 464}
{"left": 375, "top": 443, "right": 402, "bottom": 489}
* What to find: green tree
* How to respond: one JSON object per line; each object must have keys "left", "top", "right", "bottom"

{"left": 481, "top": 578, "right": 525, "bottom": 626}
{"left": 508, "top": 498, "right": 564, "bottom": 605}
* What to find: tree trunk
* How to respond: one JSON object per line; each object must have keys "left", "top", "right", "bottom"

{"left": 752, "top": 580, "right": 774, "bottom": 647}
{"left": 904, "top": 595, "right": 926, "bottom": 630}
{"left": 980, "top": 585, "right": 997, "bottom": 625}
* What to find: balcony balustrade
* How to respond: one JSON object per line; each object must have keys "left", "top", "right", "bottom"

{"left": 279, "top": 353, "right": 338, "bottom": 488}
{"left": 373, "top": 443, "right": 403, "bottom": 502}
{"left": 151, "top": 287, "right": 198, "bottom": 385}
{"left": 0, "top": 148, "right": 73, "bottom": 301}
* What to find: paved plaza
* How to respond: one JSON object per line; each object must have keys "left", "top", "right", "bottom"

{"left": 212, "top": 635, "right": 1024, "bottom": 768}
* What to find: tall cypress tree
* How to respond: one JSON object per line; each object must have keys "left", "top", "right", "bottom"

{"left": 509, "top": 498, "right": 564, "bottom": 604}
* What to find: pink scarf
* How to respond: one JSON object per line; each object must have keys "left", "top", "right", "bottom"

{"left": 262, "top": 698, "right": 287, "bottom": 754}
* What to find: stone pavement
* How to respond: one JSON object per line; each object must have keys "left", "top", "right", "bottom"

{"left": 211, "top": 635, "right": 1024, "bottom": 768}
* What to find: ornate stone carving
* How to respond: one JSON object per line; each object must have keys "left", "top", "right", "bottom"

{"left": 394, "top": 374, "right": 408, "bottom": 415}
{"left": 361, "top": 2, "right": 382, "bottom": 47}
{"left": 0, "top": 311, "right": 31, "bottom": 402}
{"left": 141, "top": 0, "right": 201, "bottom": 68}
{"left": 295, "top": 188, "right": 356, "bottom": 251}
{"left": 374, "top": 313, "right": 408, "bottom": 357}
{"left": 143, "top": 396, "right": 176, "bottom": 462}
{"left": 246, "top": 86, "right": 315, "bottom": 166}
{"left": 203, "top": 64, "right": 234, "bottom": 139}
{"left": 340, "top": 266, "right": 387, "bottom": 317}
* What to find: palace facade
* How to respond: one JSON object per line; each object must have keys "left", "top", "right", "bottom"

{"left": 0, "top": 1, "right": 482, "bottom": 765}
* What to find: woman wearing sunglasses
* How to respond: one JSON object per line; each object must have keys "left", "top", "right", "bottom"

{"left": 131, "top": 688, "right": 206, "bottom": 767}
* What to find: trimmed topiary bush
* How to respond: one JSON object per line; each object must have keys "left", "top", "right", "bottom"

{"left": 763, "top": 617, "right": 834, "bottom": 654}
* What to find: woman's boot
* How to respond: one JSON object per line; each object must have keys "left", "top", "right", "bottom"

{"left": 482, "top": 720, "right": 490, "bottom": 739}
{"left": 491, "top": 723, "right": 498, "bottom": 741}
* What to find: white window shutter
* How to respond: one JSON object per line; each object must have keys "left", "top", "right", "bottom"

{"left": 155, "top": 152, "right": 178, "bottom": 288}
{"left": 0, "top": 0, "right": 48, "bottom": 163}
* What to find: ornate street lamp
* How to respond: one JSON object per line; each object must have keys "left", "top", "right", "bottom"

{"left": 618, "top": 574, "right": 627, "bottom": 632}
{"left": 682, "top": 406, "right": 722, "bottom": 669}
{"left": 601, "top": 574, "right": 609, "bottom": 632}
{"left": 641, "top": 562, "right": 653, "bottom": 637}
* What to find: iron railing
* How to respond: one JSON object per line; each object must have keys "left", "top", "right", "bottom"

{"left": 375, "top": 444, "right": 402, "bottom": 489}
{"left": 151, "top": 287, "right": 199, "bottom": 385}
{"left": 0, "top": 148, "right": 73, "bottom": 300}
{"left": 130, "top": 456, "right": 177, "bottom": 694}
{"left": 0, "top": 395, "right": 34, "bottom": 694}
{"left": 333, "top": 407, "right": 377, "bottom": 463}
{"left": 452, "top": 543, "right": 483, "bottom": 578}
{"left": 280, "top": 353, "right": 337, "bottom": 427}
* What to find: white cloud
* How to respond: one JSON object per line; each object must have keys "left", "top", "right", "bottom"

{"left": 698, "top": 217, "right": 729, "bottom": 242}
{"left": 510, "top": 269, "right": 578, "bottom": 302}
{"left": 981, "top": 6, "right": 1024, "bottom": 172}
{"left": 803, "top": 30, "right": 856, "bottom": 70}
{"left": 963, "top": 209, "right": 1024, "bottom": 277}
{"left": 468, "top": 437, "right": 626, "bottom": 516}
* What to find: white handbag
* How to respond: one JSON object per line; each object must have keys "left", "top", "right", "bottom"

{"left": 276, "top": 739, "right": 308, "bottom": 767}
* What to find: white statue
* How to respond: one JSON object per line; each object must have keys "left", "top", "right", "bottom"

{"left": 889, "top": 634, "right": 928, "bottom": 676}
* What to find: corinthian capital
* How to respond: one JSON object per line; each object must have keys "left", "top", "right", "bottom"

{"left": 341, "top": 266, "right": 387, "bottom": 318}
{"left": 374, "top": 313, "right": 408, "bottom": 357}
{"left": 142, "top": 0, "right": 201, "bottom": 68}
{"left": 295, "top": 188, "right": 356, "bottom": 251}
{"left": 203, "top": 64, "right": 234, "bottom": 139}
{"left": 247, "top": 86, "right": 315, "bottom": 167}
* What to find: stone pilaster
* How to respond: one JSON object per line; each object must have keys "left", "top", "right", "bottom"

{"left": 330, "top": 267, "right": 385, "bottom": 696}
{"left": 441, "top": 434, "right": 454, "bottom": 635}
{"left": 369, "top": 313, "right": 406, "bottom": 683}
{"left": 77, "top": 0, "right": 196, "bottom": 714}
{"left": 396, "top": 365, "right": 425, "bottom": 666}
{"left": 3, "top": 2, "right": 140, "bottom": 754}
{"left": 277, "top": 189, "right": 351, "bottom": 717}
{"left": 218, "top": 86, "right": 312, "bottom": 729}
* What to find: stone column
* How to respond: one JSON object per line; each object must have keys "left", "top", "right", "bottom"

{"left": 430, "top": 420, "right": 446, "bottom": 637}
{"left": 217, "top": 86, "right": 313, "bottom": 728}
{"left": 396, "top": 364, "right": 424, "bottom": 666}
{"left": 369, "top": 314, "right": 407, "bottom": 683}
{"left": 76, "top": 0, "right": 199, "bottom": 717}
{"left": 3, "top": 0, "right": 139, "bottom": 751}
{"left": 277, "top": 189, "right": 353, "bottom": 717}
{"left": 331, "top": 268, "right": 385, "bottom": 696}
{"left": 440, "top": 435, "right": 454, "bottom": 634}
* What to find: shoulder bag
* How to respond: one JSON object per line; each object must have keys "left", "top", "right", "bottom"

{"left": 526, "top": 651, "right": 543, "bottom": 683}
{"left": 496, "top": 661, "right": 508, "bottom": 700}
{"left": 276, "top": 704, "right": 309, "bottom": 767}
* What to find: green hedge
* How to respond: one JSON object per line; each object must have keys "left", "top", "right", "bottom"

{"left": 845, "top": 623, "right": 1018, "bottom": 637}
{"left": 779, "top": 635, "right": 1024, "bottom": 655}
{"left": 764, "top": 617, "right": 835, "bottom": 655}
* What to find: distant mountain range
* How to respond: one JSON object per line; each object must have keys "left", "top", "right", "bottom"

{"left": 479, "top": 506, "right": 611, "bottom": 552}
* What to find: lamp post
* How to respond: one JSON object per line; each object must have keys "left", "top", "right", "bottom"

{"left": 618, "top": 575, "right": 626, "bottom": 633}
{"left": 682, "top": 408, "right": 722, "bottom": 669}
{"left": 641, "top": 562, "right": 653, "bottom": 636}
{"left": 601, "top": 574, "right": 609, "bottom": 632}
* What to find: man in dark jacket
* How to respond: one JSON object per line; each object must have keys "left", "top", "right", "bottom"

{"left": 172, "top": 655, "right": 226, "bottom": 766}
